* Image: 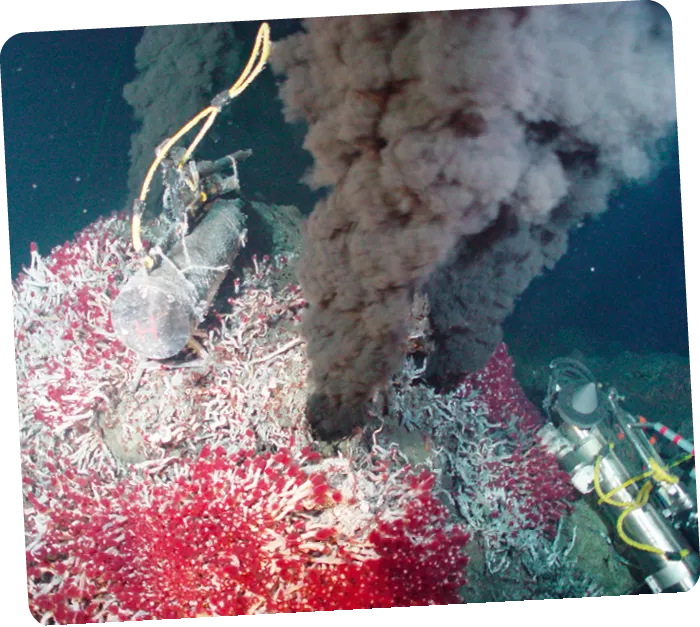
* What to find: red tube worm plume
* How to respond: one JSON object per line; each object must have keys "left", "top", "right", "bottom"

{"left": 457, "top": 343, "right": 543, "bottom": 433}
{"left": 457, "top": 343, "right": 577, "bottom": 536}
{"left": 26, "top": 446, "right": 469, "bottom": 622}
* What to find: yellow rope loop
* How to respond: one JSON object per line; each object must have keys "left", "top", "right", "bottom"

{"left": 130, "top": 22, "right": 271, "bottom": 267}
{"left": 648, "top": 457, "right": 679, "bottom": 484}
{"left": 594, "top": 446, "right": 633, "bottom": 508}
{"left": 228, "top": 22, "right": 271, "bottom": 99}
{"left": 615, "top": 483, "right": 664, "bottom": 555}
{"left": 178, "top": 22, "right": 271, "bottom": 167}
{"left": 594, "top": 447, "right": 689, "bottom": 559}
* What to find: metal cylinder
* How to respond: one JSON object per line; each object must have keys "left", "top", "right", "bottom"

{"left": 111, "top": 199, "right": 246, "bottom": 359}
{"left": 541, "top": 421, "right": 700, "bottom": 593}
{"left": 594, "top": 445, "right": 700, "bottom": 592}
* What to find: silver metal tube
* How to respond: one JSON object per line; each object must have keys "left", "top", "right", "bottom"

{"left": 111, "top": 199, "right": 246, "bottom": 359}
{"left": 542, "top": 421, "right": 699, "bottom": 592}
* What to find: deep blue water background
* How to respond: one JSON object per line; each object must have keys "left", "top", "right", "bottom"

{"left": 2, "top": 27, "right": 144, "bottom": 276}
{"left": 1, "top": 25, "right": 689, "bottom": 358}
{"left": 504, "top": 135, "right": 688, "bottom": 357}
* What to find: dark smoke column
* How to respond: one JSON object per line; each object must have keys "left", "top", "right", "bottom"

{"left": 271, "top": 4, "right": 676, "bottom": 439}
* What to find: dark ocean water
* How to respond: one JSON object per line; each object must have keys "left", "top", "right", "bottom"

{"left": 505, "top": 133, "right": 688, "bottom": 357}
{"left": 2, "top": 27, "right": 144, "bottom": 277}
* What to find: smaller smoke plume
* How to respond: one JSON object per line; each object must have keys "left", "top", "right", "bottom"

{"left": 123, "top": 23, "right": 243, "bottom": 209}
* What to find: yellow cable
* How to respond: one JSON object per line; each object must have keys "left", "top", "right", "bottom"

{"left": 227, "top": 22, "right": 271, "bottom": 99}
{"left": 614, "top": 482, "right": 660, "bottom": 554}
{"left": 670, "top": 452, "right": 694, "bottom": 468}
{"left": 131, "top": 22, "right": 271, "bottom": 266}
{"left": 130, "top": 211, "right": 143, "bottom": 257}
{"left": 647, "top": 457, "right": 679, "bottom": 484}
{"left": 593, "top": 446, "right": 689, "bottom": 559}
{"left": 178, "top": 22, "right": 271, "bottom": 167}
{"left": 593, "top": 445, "right": 630, "bottom": 508}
